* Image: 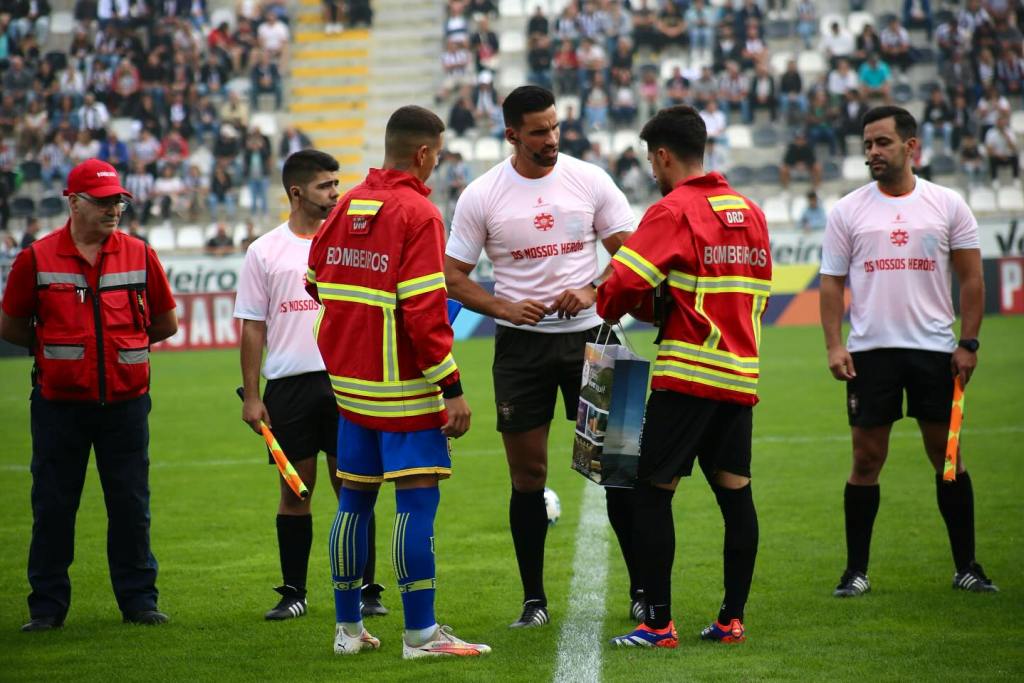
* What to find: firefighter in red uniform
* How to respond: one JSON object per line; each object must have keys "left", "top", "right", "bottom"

{"left": 598, "top": 107, "right": 772, "bottom": 649}
{"left": 306, "top": 106, "right": 489, "bottom": 658}
{"left": 0, "top": 159, "right": 179, "bottom": 632}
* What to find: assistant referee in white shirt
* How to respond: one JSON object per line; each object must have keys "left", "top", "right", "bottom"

{"left": 444, "top": 86, "right": 641, "bottom": 628}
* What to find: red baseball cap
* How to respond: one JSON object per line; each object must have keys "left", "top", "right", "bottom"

{"left": 63, "top": 158, "right": 133, "bottom": 199}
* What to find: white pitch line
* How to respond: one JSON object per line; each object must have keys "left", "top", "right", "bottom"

{"left": 553, "top": 481, "right": 608, "bottom": 683}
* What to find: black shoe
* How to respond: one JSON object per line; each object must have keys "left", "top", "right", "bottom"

{"left": 833, "top": 570, "right": 871, "bottom": 598}
{"left": 265, "top": 585, "right": 308, "bottom": 620}
{"left": 123, "top": 609, "right": 170, "bottom": 625}
{"left": 953, "top": 562, "right": 999, "bottom": 593}
{"left": 360, "top": 583, "right": 388, "bottom": 617}
{"left": 509, "top": 599, "right": 550, "bottom": 628}
{"left": 630, "top": 590, "right": 646, "bottom": 623}
{"left": 21, "top": 616, "right": 64, "bottom": 632}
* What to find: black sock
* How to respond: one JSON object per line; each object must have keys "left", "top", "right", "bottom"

{"left": 633, "top": 483, "right": 675, "bottom": 630}
{"left": 936, "top": 471, "right": 975, "bottom": 572}
{"left": 362, "top": 512, "right": 376, "bottom": 585}
{"left": 605, "top": 487, "right": 641, "bottom": 600}
{"left": 277, "top": 514, "right": 312, "bottom": 595}
{"left": 510, "top": 488, "right": 548, "bottom": 605}
{"left": 712, "top": 484, "right": 758, "bottom": 624}
{"left": 844, "top": 483, "right": 879, "bottom": 574}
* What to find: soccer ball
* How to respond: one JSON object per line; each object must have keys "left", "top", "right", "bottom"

{"left": 543, "top": 487, "right": 561, "bottom": 526}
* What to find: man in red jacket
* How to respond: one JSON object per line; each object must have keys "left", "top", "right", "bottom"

{"left": 598, "top": 106, "right": 772, "bottom": 648}
{"left": 306, "top": 106, "right": 490, "bottom": 659}
{"left": 1, "top": 159, "right": 178, "bottom": 631}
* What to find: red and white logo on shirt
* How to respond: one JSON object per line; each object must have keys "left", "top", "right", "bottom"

{"left": 890, "top": 229, "right": 909, "bottom": 247}
{"left": 534, "top": 213, "right": 555, "bottom": 231}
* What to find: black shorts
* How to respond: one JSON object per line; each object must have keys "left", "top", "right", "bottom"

{"left": 638, "top": 390, "right": 753, "bottom": 485}
{"left": 846, "top": 349, "right": 954, "bottom": 427}
{"left": 262, "top": 371, "right": 338, "bottom": 463}
{"left": 492, "top": 324, "right": 614, "bottom": 433}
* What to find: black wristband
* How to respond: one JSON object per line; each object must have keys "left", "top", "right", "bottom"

{"left": 441, "top": 379, "right": 463, "bottom": 399}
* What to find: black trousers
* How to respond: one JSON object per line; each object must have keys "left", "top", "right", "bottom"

{"left": 28, "top": 390, "right": 159, "bottom": 618}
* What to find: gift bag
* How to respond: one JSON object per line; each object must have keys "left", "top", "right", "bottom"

{"left": 572, "top": 326, "right": 650, "bottom": 488}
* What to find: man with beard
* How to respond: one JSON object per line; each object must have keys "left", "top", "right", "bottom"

{"left": 598, "top": 106, "right": 771, "bottom": 648}
{"left": 235, "top": 150, "right": 388, "bottom": 621}
{"left": 820, "top": 106, "right": 996, "bottom": 597}
{"left": 444, "top": 85, "right": 639, "bottom": 628}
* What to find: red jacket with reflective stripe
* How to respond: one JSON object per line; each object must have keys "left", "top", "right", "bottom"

{"left": 306, "top": 168, "right": 459, "bottom": 432}
{"left": 29, "top": 225, "right": 154, "bottom": 402}
{"left": 597, "top": 172, "right": 772, "bottom": 406}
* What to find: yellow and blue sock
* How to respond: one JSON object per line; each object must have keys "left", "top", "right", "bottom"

{"left": 393, "top": 487, "right": 440, "bottom": 631}
{"left": 330, "top": 487, "right": 377, "bottom": 625}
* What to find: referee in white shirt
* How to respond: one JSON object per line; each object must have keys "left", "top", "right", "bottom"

{"left": 820, "top": 106, "right": 997, "bottom": 598}
{"left": 234, "top": 150, "right": 388, "bottom": 620}
{"left": 445, "top": 86, "right": 640, "bottom": 628}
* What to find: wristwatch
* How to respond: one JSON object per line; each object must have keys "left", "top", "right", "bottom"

{"left": 957, "top": 338, "right": 980, "bottom": 352}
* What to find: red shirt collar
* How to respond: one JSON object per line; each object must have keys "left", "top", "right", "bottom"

{"left": 54, "top": 219, "right": 124, "bottom": 259}
{"left": 365, "top": 168, "right": 432, "bottom": 197}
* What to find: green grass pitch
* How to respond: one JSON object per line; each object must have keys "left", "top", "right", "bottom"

{"left": 1, "top": 319, "right": 1022, "bottom": 681}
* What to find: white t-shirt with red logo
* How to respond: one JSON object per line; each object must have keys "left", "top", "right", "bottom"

{"left": 234, "top": 223, "right": 327, "bottom": 379}
{"left": 446, "top": 153, "right": 634, "bottom": 332}
{"left": 820, "top": 178, "right": 980, "bottom": 353}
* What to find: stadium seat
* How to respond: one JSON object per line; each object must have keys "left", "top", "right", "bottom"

{"left": 752, "top": 126, "right": 779, "bottom": 148}
{"left": 847, "top": 12, "right": 874, "bottom": 36}
{"left": 20, "top": 160, "right": 42, "bottom": 183}
{"left": 109, "top": 117, "right": 137, "bottom": 142}
{"left": 915, "top": 47, "right": 936, "bottom": 64}
{"left": 238, "top": 185, "right": 252, "bottom": 210}
{"left": 996, "top": 186, "right": 1024, "bottom": 212}
{"left": 932, "top": 154, "right": 956, "bottom": 176}
{"left": 188, "top": 146, "right": 214, "bottom": 173}
{"left": 475, "top": 137, "right": 504, "bottom": 162}
{"left": 819, "top": 13, "right": 845, "bottom": 36}
{"left": 917, "top": 80, "right": 941, "bottom": 100}
{"left": 226, "top": 77, "right": 251, "bottom": 97}
{"left": 659, "top": 58, "right": 687, "bottom": 81}
{"left": 726, "top": 124, "right": 752, "bottom": 149}
{"left": 769, "top": 52, "right": 792, "bottom": 76}
{"left": 610, "top": 130, "right": 640, "bottom": 157}
{"left": 789, "top": 194, "right": 808, "bottom": 224}
{"left": 842, "top": 156, "right": 870, "bottom": 182}
{"left": 501, "top": 30, "right": 525, "bottom": 54}
{"left": 499, "top": 0, "right": 525, "bottom": 19}
{"left": 38, "top": 195, "right": 64, "bottom": 219}
{"left": 148, "top": 225, "right": 176, "bottom": 251}
{"left": 755, "top": 164, "right": 780, "bottom": 185}
{"left": 765, "top": 19, "right": 792, "bottom": 40}
{"left": 762, "top": 196, "right": 790, "bottom": 225}
{"left": 250, "top": 113, "right": 278, "bottom": 138}
{"left": 588, "top": 130, "right": 612, "bottom": 155}
{"left": 209, "top": 7, "right": 236, "bottom": 31}
{"left": 447, "top": 137, "right": 475, "bottom": 161}
{"left": 726, "top": 165, "right": 754, "bottom": 186}
{"left": 10, "top": 197, "right": 35, "bottom": 221}
{"left": 498, "top": 64, "right": 526, "bottom": 91}
{"left": 797, "top": 51, "right": 827, "bottom": 77}
{"left": 893, "top": 83, "right": 914, "bottom": 104}
{"left": 1011, "top": 111, "right": 1024, "bottom": 136}
{"left": 176, "top": 225, "right": 205, "bottom": 250}
{"left": 822, "top": 193, "right": 839, "bottom": 214}
{"left": 44, "top": 50, "right": 67, "bottom": 72}
{"left": 823, "top": 160, "right": 841, "bottom": 182}
{"left": 556, "top": 96, "right": 580, "bottom": 122}
{"left": 50, "top": 11, "right": 72, "bottom": 34}
{"left": 968, "top": 187, "right": 997, "bottom": 213}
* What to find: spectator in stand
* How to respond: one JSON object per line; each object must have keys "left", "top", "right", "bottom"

{"left": 795, "top": 0, "right": 816, "bottom": 49}
{"left": 322, "top": 0, "right": 342, "bottom": 35}
{"left": 902, "top": 0, "right": 933, "bottom": 40}
{"left": 77, "top": 92, "right": 110, "bottom": 140}
{"left": 132, "top": 129, "right": 162, "bottom": 174}
{"left": 193, "top": 95, "right": 220, "bottom": 144}
{"left": 609, "top": 69, "right": 638, "bottom": 128}
{"left": 124, "top": 218, "right": 148, "bottom": 243}
{"left": 957, "top": 0, "right": 991, "bottom": 37}
{"left": 734, "top": 0, "right": 764, "bottom": 38}
{"left": 604, "top": 1, "right": 632, "bottom": 51}
{"left": 232, "top": 17, "right": 258, "bottom": 71}
{"left": 664, "top": 65, "right": 690, "bottom": 106}
{"left": 473, "top": 70, "right": 501, "bottom": 132}
{"left": 654, "top": 1, "right": 687, "bottom": 53}
{"left": 853, "top": 23, "right": 881, "bottom": 69}
{"left": 69, "top": 129, "right": 100, "bottom": 166}
{"left": 198, "top": 51, "right": 229, "bottom": 100}
{"left": 182, "top": 164, "right": 209, "bottom": 221}
{"left": 250, "top": 49, "right": 283, "bottom": 111}
{"left": 257, "top": 11, "right": 289, "bottom": 66}
{"left": 158, "top": 124, "right": 190, "bottom": 171}
{"left": 220, "top": 90, "right": 251, "bottom": 132}
{"left": 934, "top": 15, "right": 967, "bottom": 67}
{"left": 577, "top": 0, "right": 608, "bottom": 42}
{"left": 2, "top": 232, "right": 19, "bottom": 258}
{"left": 975, "top": 84, "right": 1010, "bottom": 139}
{"left": 921, "top": 87, "right": 955, "bottom": 152}
{"left": 526, "top": 33, "right": 554, "bottom": 91}
{"left": 718, "top": 60, "right": 751, "bottom": 124}
{"left": 554, "top": 2, "right": 580, "bottom": 46}
{"left": 99, "top": 131, "right": 130, "bottom": 173}
{"left": 442, "top": 149, "right": 470, "bottom": 224}
{"left": 109, "top": 57, "right": 140, "bottom": 115}
{"left": 582, "top": 70, "right": 610, "bottom": 130}
{"left": 527, "top": 5, "right": 548, "bottom": 37}
{"left": 18, "top": 0, "right": 51, "bottom": 45}
{"left": 631, "top": 0, "right": 658, "bottom": 52}
{"left": 781, "top": 128, "right": 821, "bottom": 190}
{"left": 4, "top": 56, "right": 35, "bottom": 106}
{"left": 713, "top": 23, "right": 741, "bottom": 72}
{"left": 447, "top": 88, "right": 476, "bottom": 137}
{"left": 152, "top": 164, "right": 186, "bottom": 220}
{"left": 208, "top": 162, "right": 237, "bottom": 220}
{"left": 858, "top": 53, "right": 892, "bottom": 102}
{"left": 243, "top": 126, "right": 272, "bottom": 220}
{"left": 552, "top": 39, "right": 579, "bottom": 94}
{"left": 470, "top": 15, "right": 499, "bottom": 74}
{"left": 995, "top": 45, "right": 1023, "bottom": 99}
{"left": 806, "top": 90, "right": 839, "bottom": 156}
{"left": 821, "top": 20, "right": 856, "bottom": 69}
{"left": 879, "top": 16, "right": 913, "bottom": 74}
{"left": 984, "top": 112, "right": 1020, "bottom": 184}
{"left": 699, "top": 98, "right": 727, "bottom": 144}
{"left": 609, "top": 36, "right": 633, "bottom": 83}
{"left": 205, "top": 222, "right": 235, "bottom": 255}
{"left": 613, "top": 145, "right": 645, "bottom": 200}
{"left": 686, "top": 0, "right": 718, "bottom": 54}
{"left": 240, "top": 220, "right": 259, "bottom": 252}
{"left": 976, "top": 47, "right": 998, "bottom": 94}
{"left": 705, "top": 136, "right": 729, "bottom": 173}
{"left": 559, "top": 104, "right": 590, "bottom": 158}
{"left": 18, "top": 99, "right": 49, "bottom": 158}
{"left": 940, "top": 50, "right": 976, "bottom": 103}
{"left": 208, "top": 21, "right": 242, "bottom": 73}
{"left": 19, "top": 218, "right": 40, "bottom": 249}
{"left": 638, "top": 66, "right": 660, "bottom": 120}
{"left": 748, "top": 61, "right": 776, "bottom": 122}
{"left": 959, "top": 131, "right": 985, "bottom": 185}
{"left": 799, "top": 191, "right": 827, "bottom": 232}
{"left": 39, "top": 132, "right": 71, "bottom": 191}
{"left": 132, "top": 93, "right": 165, "bottom": 138}
{"left": 345, "top": 0, "right": 372, "bottom": 27}
{"left": 739, "top": 21, "right": 767, "bottom": 71}
{"left": 950, "top": 92, "right": 975, "bottom": 151}
{"left": 827, "top": 58, "right": 859, "bottom": 103}
{"left": 467, "top": 0, "right": 496, "bottom": 18}
{"left": 576, "top": 35, "right": 607, "bottom": 91}
{"left": 446, "top": 0, "right": 470, "bottom": 43}
{"left": 123, "top": 161, "right": 155, "bottom": 225}
{"left": 692, "top": 64, "right": 718, "bottom": 109}
{"left": 0, "top": 96, "right": 18, "bottom": 139}
{"left": 837, "top": 88, "right": 869, "bottom": 155}
{"left": 167, "top": 92, "right": 193, "bottom": 139}
{"left": 778, "top": 58, "right": 806, "bottom": 124}
{"left": 438, "top": 37, "right": 473, "bottom": 102}
{"left": 279, "top": 126, "right": 313, "bottom": 161}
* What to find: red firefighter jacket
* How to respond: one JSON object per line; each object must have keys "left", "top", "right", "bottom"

{"left": 28, "top": 224, "right": 155, "bottom": 402}
{"left": 597, "top": 172, "right": 772, "bottom": 406}
{"left": 306, "top": 168, "right": 460, "bottom": 432}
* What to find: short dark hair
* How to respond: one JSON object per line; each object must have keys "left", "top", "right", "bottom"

{"left": 384, "top": 105, "right": 445, "bottom": 162}
{"left": 502, "top": 85, "right": 555, "bottom": 128}
{"left": 639, "top": 105, "right": 707, "bottom": 163}
{"left": 281, "top": 149, "right": 339, "bottom": 193}
{"left": 861, "top": 105, "right": 917, "bottom": 140}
